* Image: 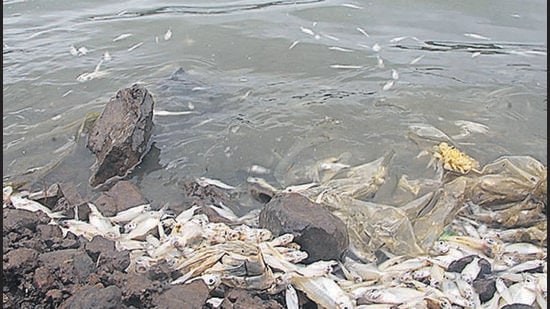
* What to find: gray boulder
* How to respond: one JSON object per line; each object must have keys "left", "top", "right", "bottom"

{"left": 87, "top": 84, "right": 154, "bottom": 187}
{"left": 259, "top": 192, "right": 349, "bottom": 263}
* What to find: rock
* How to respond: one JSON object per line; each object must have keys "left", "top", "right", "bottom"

{"left": 39, "top": 249, "right": 96, "bottom": 285}
{"left": 55, "top": 182, "right": 89, "bottom": 220}
{"left": 472, "top": 277, "right": 496, "bottom": 303}
{"left": 3, "top": 208, "right": 49, "bottom": 233}
{"left": 447, "top": 255, "right": 491, "bottom": 280}
{"left": 85, "top": 236, "right": 130, "bottom": 272}
{"left": 153, "top": 281, "right": 210, "bottom": 309}
{"left": 110, "top": 271, "right": 156, "bottom": 304}
{"left": 94, "top": 180, "right": 149, "bottom": 216}
{"left": 87, "top": 84, "right": 155, "bottom": 187}
{"left": 3, "top": 248, "right": 40, "bottom": 272}
{"left": 33, "top": 266, "right": 55, "bottom": 292}
{"left": 259, "top": 192, "right": 349, "bottom": 263}
{"left": 27, "top": 183, "right": 61, "bottom": 209}
{"left": 61, "top": 284, "right": 122, "bottom": 309}
{"left": 221, "top": 288, "right": 284, "bottom": 309}
{"left": 37, "top": 223, "right": 70, "bottom": 251}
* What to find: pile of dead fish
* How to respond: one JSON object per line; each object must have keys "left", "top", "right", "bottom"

{"left": 3, "top": 149, "right": 547, "bottom": 309}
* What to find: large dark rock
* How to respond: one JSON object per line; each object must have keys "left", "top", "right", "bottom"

{"left": 221, "top": 288, "right": 284, "bottom": 309}
{"left": 87, "top": 84, "right": 155, "bottom": 187}
{"left": 153, "top": 281, "right": 210, "bottom": 309}
{"left": 60, "top": 284, "right": 122, "bottom": 309}
{"left": 93, "top": 180, "right": 149, "bottom": 216}
{"left": 259, "top": 192, "right": 349, "bottom": 263}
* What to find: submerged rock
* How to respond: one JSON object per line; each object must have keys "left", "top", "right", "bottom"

{"left": 258, "top": 192, "right": 349, "bottom": 263}
{"left": 87, "top": 84, "right": 155, "bottom": 187}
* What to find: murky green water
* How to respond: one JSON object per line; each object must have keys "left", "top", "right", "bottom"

{"left": 3, "top": 0, "right": 547, "bottom": 210}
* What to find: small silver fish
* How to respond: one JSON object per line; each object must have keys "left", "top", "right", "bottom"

{"left": 197, "top": 177, "right": 236, "bottom": 190}
{"left": 356, "top": 27, "right": 369, "bottom": 37}
{"left": 164, "top": 28, "right": 172, "bottom": 41}
{"left": 113, "top": 33, "right": 133, "bottom": 42}
{"left": 464, "top": 33, "right": 491, "bottom": 40}
{"left": 10, "top": 194, "right": 65, "bottom": 219}
{"left": 127, "top": 42, "right": 144, "bottom": 52}
{"left": 300, "top": 26, "right": 315, "bottom": 36}
{"left": 109, "top": 204, "right": 151, "bottom": 223}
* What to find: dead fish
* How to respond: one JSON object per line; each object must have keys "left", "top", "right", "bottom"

{"left": 464, "top": 33, "right": 491, "bottom": 40}
{"left": 103, "top": 51, "right": 112, "bottom": 61}
{"left": 10, "top": 194, "right": 65, "bottom": 219}
{"left": 329, "top": 46, "right": 354, "bottom": 53}
{"left": 153, "top": 110, "right": 195, "bottom": 116}
{"left": 76, "top": 59, "right": 107, "bottom": 82}
{"left": 60, "top": 219, "right": 103, "bottom": 240}
{"left": 382, "top": 80, "right": 394, "bottom": 91}
{"left": 248, "top": 164, "right": 271, "bottom": 175}
{"left": 356, "top": 27, "right": 369, "bottom": 37}
{"left": 87, "top": 203, "right": 120, "bottom": 239}
{"left": 197, "top": 177, "right": 236, "bottom": 190}
{"left": 174, "top": 205, "right": 201, "bottom": 223}
{"left": 127, "top": 42, "right": 144, "bottom": 51}
{"left": 391, "top": 69, "right": 399, "bottom": 80}
{"left": 292, "top": 275, "right": 355, "bottom": 309}
{"left": 109, "top": 204, "right": 151, "bottom": 223}
{"left": 113, "top": 33, "right": 133, "bottom": 42}
{"left": 3, "top": 185, "right": 13, "bottom": 205}
{"left": 164, "top": 28, "right": 172, "bottom": 41}
{"left": 300, "top": 26, "right": 315, "bottom": 36}
{"left": 409, "top": 55, "right": 424, "bottom": 65}
{"left": 330, "top": 64, "right": 363, "bottom": 69}
{"left": 341, "top": 3, "right": 363, "bottom": 9}
{"left": 408, "top": 123, "right": 454, "bottom": 145}
{"left": 289, "top": 40, "right": 300, "bottom": 50}
{"left": 285, "top": 284, "right": 299, "bottom": 309}
{"left": 207, "top": 203, "right": 239, "bottom": 222}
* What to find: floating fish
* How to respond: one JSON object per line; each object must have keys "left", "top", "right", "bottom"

{"left": 356, "top": 27, "right": 369, "bottom": 37}
{"left": 164, "top": 29, "right": 172, "bottom": 41}
{"left": 128, "top": 42, "right": 144, "bottom": 52}
{"left": 464, "top": 33, "right": 491, "bottom": 40}
{"left": 300, "top": 26, "right": 315, "bottom": 36}
{"left": 113, "top": 33, "right": 133, "bottom": 42}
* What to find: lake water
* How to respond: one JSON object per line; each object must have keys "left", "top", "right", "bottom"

{"left": 3, "top": 0, "right": 547, "bottom": 211}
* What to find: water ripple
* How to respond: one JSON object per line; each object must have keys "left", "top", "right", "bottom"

{"left": 88, "top": 0, "right": 324, "bottom": 20}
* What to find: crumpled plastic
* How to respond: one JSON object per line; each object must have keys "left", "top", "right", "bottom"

{"left": 294, "top": 151, "right": 547, "bottom": 261}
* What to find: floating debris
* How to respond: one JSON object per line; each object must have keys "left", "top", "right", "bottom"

{"left": 431, "top": 142, "right": 480, "bottom": 174}
{"left": 288, "top": 40, "right": 299, "bottom": 50}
